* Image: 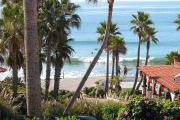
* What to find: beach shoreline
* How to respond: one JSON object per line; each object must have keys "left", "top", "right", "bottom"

{"left": 41, "top": 76, "right": 141, "bottom": 92}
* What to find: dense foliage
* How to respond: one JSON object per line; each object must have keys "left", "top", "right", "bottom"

{"left": 165, "top": 51, "right": 180, "bottom": 65}
{"left": 118, "top": 96, "right": 180, "bottom": 120}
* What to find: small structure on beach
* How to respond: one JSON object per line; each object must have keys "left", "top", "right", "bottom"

{"left": 138, "top": 57, "right": 180, "bottom": 102}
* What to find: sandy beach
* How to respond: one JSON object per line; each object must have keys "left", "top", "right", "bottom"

{"left": 41, "top": 76, "right": 141, "bottom": 92}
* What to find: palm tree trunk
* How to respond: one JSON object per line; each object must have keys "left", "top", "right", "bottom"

{"left": 24, "top": 0, "right": 41, "bottom": 117}
{"left": 105, "top": 48, "right": 109, "bottom": 94}
{"left": 23, "top": 47, "right": 26, "bottom": 83}
{"left": 111, "top": 52, "right": 115, "bottom": 79}
{"left": 145, "top": 40, "right": 150, "bottom": 66}
{"left": 115, "top": 49, "right": 121, "bottom": 90}
{"left": 115, "top": 48, "right": 119, "bottom": 76}
{"left": 130, "top": 34, "right": 141, "bottom": 95}
{"left": 136, "top": 39, "right": 150, "bottom": 90}
{"left": 45, "top": 43, "right": 51, "bottom": 100}
{"left": 63, "top": 0, "right": 114, "bottom": 115}
{"left": 53, "top": 54, "right": 61, "bottom": 99}
{"left": 12, "top": 59, "right": 18, "bottom": 97}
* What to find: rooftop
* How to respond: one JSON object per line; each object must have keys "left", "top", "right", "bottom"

{"left": 138, "top": 65, "right": 180, "bottom": 92}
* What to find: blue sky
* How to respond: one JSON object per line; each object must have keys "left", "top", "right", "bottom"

{"left": 71, "top": 0, "right": 180, "bottom": 2}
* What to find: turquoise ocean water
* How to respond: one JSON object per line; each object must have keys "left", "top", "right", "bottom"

{"left": 0, "top": 1, "right": 180, "bottom": 79}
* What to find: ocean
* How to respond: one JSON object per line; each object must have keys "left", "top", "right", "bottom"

{"left": 0, "top": 1, "right": 180, "bottom": 80}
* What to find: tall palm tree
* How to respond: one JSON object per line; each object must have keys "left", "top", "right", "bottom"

{"left": 48, "top": 0, "right": 80, "bottom": 99}
{"left": 39, "top": 0, "right": 80, "bottom": 100}
{"left": 130, "top": 11, "right": 153, "bottom": 95}
{"left": 109, "top": 35, "right": 126, "bottom": 76}
{"left": 0, "top": 1, "right": 24, "bottom": 97}
{"left": 52, "top": 0, "right": 80, "bottom": 99}
{"left": 109, "top": 35, "right": 126, "bottom": 90}
{"left": 96, "top": 21, "right": 121, "bottom": 94}
{"left": 39, "top": 0, "right": 62, "bottom": 100}
{"left": 136, "top": 27, "right": 158, "bottom": 90}
{"left": 144, "top": 27, "right": 158, "bottom": 66}
{"left": 64, "top": 0, "right": 115, "bottom": 114}
{"left": 24, "top": 0, "right": 41, "bottom": 117}
{"left": 53, "top": 37, "right": 74, "bottom": 98}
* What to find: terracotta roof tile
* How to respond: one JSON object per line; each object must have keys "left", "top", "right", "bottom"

{"left": 138, "top": 66, "right": 180, "bottom": 92}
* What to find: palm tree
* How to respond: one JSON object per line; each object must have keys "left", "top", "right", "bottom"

{"left": 96, "top": 21, "right": 121, "bottom": 94}
{"left": 39, "top": 0, "right": 62, "bottom": 100}
{"left": 144, "top": 27, "right": 158, "bottom": 65}
{"left": 165, "top": 51, "right": 180, "bottom": 65}
{"left": 136, "top": 27, "right": 158, "bottom": 90}
{"left": 130, "top": 11, "right": 153, "bottom": 94}
{"left": 39, "top": 0, "right": 80, "bottom": 100}
{"left": 48, "top": 0, "right": 80, "bottom": 98}
{"left": 0, "top": 1, "right": 24, "bottom": 97}
{"left": 53, "top": 37, "right": 74, "bottom": 98}
{"left": 64, "top": 0, "right": 115, "bottom": 114}
{"left": 109, "top": 35, "right": 127, "bottom": 90}
{"left": 24, "top": 0, "right": 41, "bottom": 117}
{"left": 110, "top": 36, "right": 126, "bottom": 75}
{"left": 175, "top": 14, "right": 180, "bottom": 31}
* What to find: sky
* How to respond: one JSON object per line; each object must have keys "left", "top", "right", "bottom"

{"left": 71, "top": 0, "right": 180, "bottom": 2}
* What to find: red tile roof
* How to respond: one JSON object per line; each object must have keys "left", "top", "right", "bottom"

{"left": 138, "top": 66, "right": 180, "bottom": 92}
{"left": 0, "top": 67, "right": 6, "bottom": 72}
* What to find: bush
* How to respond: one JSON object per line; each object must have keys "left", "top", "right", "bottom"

{"left": 12, "top": 94, "right": 26, "bottom": 115}
{"left": 96, "top": 88, "right": 105, "bottom": 98}
{"left": 59, "top": 116, "right": 76, "bottom": 120}
{"left": 70, "top": 100, "right": 102, "bottom": 119}
{"left": 83, "top": 87, "right": 97, "bottom": 97}
{"left": 25, "top": 116, "right": 77, "bottom": 120}
{"left": 118, "top": 96, "right": 180, "bottom": 119}
{"left": 95, "top": 80, "right": 100, "bottom": 85}
{"left": 0, "top": 100, "right": 16, "bottom": 119}
{"left": 70, "top": 99, "right": 123, "bottom": 120}
{"left": 0, "top": 77, "right": 25, "bottom": 94}
{"left": 48, "top": 90, "right": 74, "bottom": 102}
{"left": 42, "top": 100, "right": 66, "bottom": 118}
{"left": 100, "top": 102, "right": 122, "bottom": 120}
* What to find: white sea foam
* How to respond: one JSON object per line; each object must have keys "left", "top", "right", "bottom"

{"left": 0, "top": 56, "right": 161, "bottom": 80}
{"left": 73, "top": 56, "right": 155, "bottom": 63}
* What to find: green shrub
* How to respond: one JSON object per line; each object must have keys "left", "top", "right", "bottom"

{"left": 48, "top": 90, "right": 74, "bottom": 102}
{"left": 95, "top": 80, "right": 100, "bottom": 84}
{"left": 17, "top": 84, "right": 26, "bottom": 94}
{"left": 83, "top": 87, "right": 97, "bottom": 97}
{"left": 70, "top": 100, "right": 102, "bottom": 119}
{"left": 118, "top": 96, "right": 180, "bottom": 119}
{"left": 12, "top": 94, "right": 26, "bottom": 115}
{"left": 100, "top": 102, "right": 122, "bottom": 120}
{"left": 25, "top": 116, "right": 77, "bottom": 120}
{"left": 0, "top": 100, "right": 17, "bottom": 119}
{"left": 42, "top": 100, "right": 66, "bottom": 117}
{"left": 70, "top": 99, "right": 123, "bottom": 120}
{"left": 59, "top": 116, "right": 76, "bottom": 120}
{"left": 159, "top": 100, "right": 180, "bottom": 119}
{"left": 0, "top": 77, "right": 25, "bottom": 94}
{"left": 96, "top": 88, "right": 105, "bottom": 98}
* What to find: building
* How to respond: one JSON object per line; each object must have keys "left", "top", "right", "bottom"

{"left": 138, "top": 57, "right": 180, "bottom": 102}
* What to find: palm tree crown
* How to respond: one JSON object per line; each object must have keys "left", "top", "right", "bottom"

{"left": 174, "top": 14, "right": 180, "bottom": 31}
{"left": 131, "top": 11, "right": 153, "bottom": 40}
